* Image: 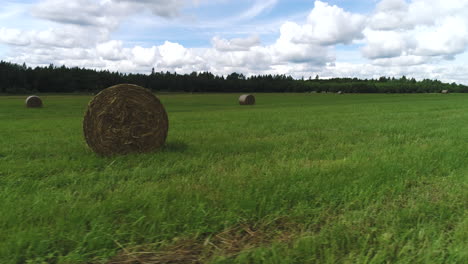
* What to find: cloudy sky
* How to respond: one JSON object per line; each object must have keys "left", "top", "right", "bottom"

{"left": 1, "top": 0, "right": 468, "bottom": 84}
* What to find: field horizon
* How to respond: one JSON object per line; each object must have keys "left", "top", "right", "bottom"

{"left": 1, "top": 93, "right": 467, "bottom": 263}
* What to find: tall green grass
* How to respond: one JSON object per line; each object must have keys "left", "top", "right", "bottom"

{"left": 0, "top": 93, "right": 466, "bottom": 263}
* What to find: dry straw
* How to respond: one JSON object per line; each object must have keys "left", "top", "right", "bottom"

{"left": 25, "top": 95, "right": 43, "bottom": 108}
{"left": 239, "top": 94, "right": 255, "bottom": 105}
{"left": 83, "top": 84, "right": 169, "bottom": 156}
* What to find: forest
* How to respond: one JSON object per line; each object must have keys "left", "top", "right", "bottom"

{"left": 1, "top": 60, "right": 467, "bottom": 94}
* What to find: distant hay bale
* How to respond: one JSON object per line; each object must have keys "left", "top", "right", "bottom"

{"left": 239, "top": 94, "right": 255, "bottom": 105}
{"left": 83, "top": 84, "right": 169, "bottom": 156}
{"left": 337, "top": 91, "right": 343, "bottom": 94}
{"left": 441, "top": 90, "right": 449, "bottom": 94}
{"left": 25, "top": 95, "right": 42, "bottom": 108}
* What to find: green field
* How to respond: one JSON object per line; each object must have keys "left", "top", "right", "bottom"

{"left": 1, "top": 93, "right": 467, "bottom": 264}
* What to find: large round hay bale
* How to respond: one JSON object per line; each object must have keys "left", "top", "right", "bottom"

{"left": 83, "top": 84, "right": 169, "bottom": 156}
{"left": 25, "top": 95, "right": 43, "bottom": 108}
{"left": 239, "top": 94, "right": 255, "bottom": 105}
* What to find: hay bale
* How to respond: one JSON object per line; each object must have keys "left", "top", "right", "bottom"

{"left": 441, "top": 90, "right": 449, "bottom": 94}
{"left": 83, "top": 84, "right": 169, "bottom": 156}
{"left": 239, "top": 94, "right": 255, "bottom": 105}
{"left": 25, "top": 95, "right": 42, "bottom": 108}
{"left": 337, "top": 91, "right": 343, "bottom": 94}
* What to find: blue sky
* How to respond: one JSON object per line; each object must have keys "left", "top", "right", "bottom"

{"left": 1, "top": 0, "right": 468, "bottom": 84}
{"left": 113, "top": 0, "right": 374, "bottom": 47}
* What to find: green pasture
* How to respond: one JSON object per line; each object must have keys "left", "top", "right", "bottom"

{"left": 0, "top": 93, "right": 467, "bottom": 263}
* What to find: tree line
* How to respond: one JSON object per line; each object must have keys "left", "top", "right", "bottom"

{"left": 1, "top": 61, "right": 467, "bottom": 94}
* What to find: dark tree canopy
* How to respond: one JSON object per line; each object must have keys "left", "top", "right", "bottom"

{"left": 0, "top": 61, "right": 466, "bottom": 94}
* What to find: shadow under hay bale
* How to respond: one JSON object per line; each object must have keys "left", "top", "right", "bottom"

{"left": 239, "top": 94, "right": 255, "bottom": 105}
{"left": 441, "top": 90, "right": 449, "bottom": 94}
{"left": 25, "top": 95, "right": 43, "bottom": 108}
{"left": 83, "top": 84, "right": 169, "bottom": 156}
{"left": 163, "top": 140, "right": 189, "bottom": 153}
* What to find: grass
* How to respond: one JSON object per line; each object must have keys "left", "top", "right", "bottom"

{"left": 0, "top": 93, "right": 467, "bottom": 264}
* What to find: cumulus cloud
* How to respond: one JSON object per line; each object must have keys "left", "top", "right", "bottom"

{"left": 0, "top": 26, "right": 110, "bottom": 48}
{"left": 362, "top": 0, "right": 468, "bottom": 66}
{"left": 0, "top": 28, "right": 31, "bottom": 46}
{"left": 158, "top": 41, "right": 202, "bottom": 68}
{"left": 370, "top": 0, "right": 468, "bottom": 31}
{"left": 361, "top": 30, "right": 416, "bottom": 59}
{"left": 371, "top": 56, "right": 430, "bottom": 67}
{"left": 6, "top": 45, "right": 98, "bottom": 67}
{"left": 318, "top": 62, "right": 468, "bottom": 85}
{"left": 413, "top": 16, "right": 468, "bottom": 57}
{"left": 132, "top": 46, "right": 161, "bottom": 67}
{"left": 212, "top": 35, "right": 260, "bottom": 51}
{"left": 369, "top": 0, "right": 409, "bottom": 30}
{"left": 3, "top": 0, "right": 339, "bottom": 75}
{"left": 2, "top": 0, "right": 468, "bottom": 84}
{"left": 201, "top": 46, "right": 270, "bottom": 73}
{"left": 96, "top": 40, "right": 126, "bottom": 61}
{"left": 113, "top": 0, "right": 186, "bottom": 18}
{"left": 32, "top": 0, "right": 122, "bottom": 28}
{"left": 32, "top": 0, "right": 189, "bottom": 30}
{"left": 292, "top": 1, "right": 366, "bottom": 45}
{"left": 22, "top": 0, "right": 199, "bottom": 58}
{"left": 272, "top": 22, "right": 333, "bottom": 64}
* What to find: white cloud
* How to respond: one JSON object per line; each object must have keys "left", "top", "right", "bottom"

{"left": 158, "top": 41, "right": 202, "bottom": 68}
{"left": 318, "top": 62, "right": 468, "bottom": 85}
{"left": 272, "top": 22, "right": 333, "bottom": 64}
{"left": 0, "top": 26, "right": 110, "bottom": 48}
{"left": 1, "top": 0, "right": 468, "bottom": 85}
{"left": 113, "top": 0, "right": 186, "bottom": 18}
{"left": 361, "top": 30, "right": 416, "bottom": 59}
{"left": 2, "top": 0, "right": 339, "bottom": 73}
{"left": 370, "top": 0, "right": 409, "bottom": 30}
{"left": 371, "top": 55, "right": 430, "bottom": 67}
{"left": 32, "top": 0, "right": 191, "bottom": 31}
{"left": 362, "top": 0, "right": 468, "bottom": 66}
{"left": 201, "top": 46, "right": 272, "bottom": 73}
{"left": 235, "top": 0, "right": 278, "bottom": 21}
{"left": 32, "top": 0, "right": 121, "bottom": 28}
{"left": 96, "top": 40, "right": 125, "bottom": 61}
{"left": 370, "top": 0, "right": 468, "bottom": 31}
{"left": 0, "top": 28, "right": 31, "bottom": 46}
{"left": 212, "top": 35, "right": 260, "bottom": 51}
{"left": 292, "top": 1, "right": 366, "bottom": 45}
{"left": 132, "top": 46, "right": 161, "bottom": 67}
{"left": 6, "top": 46, "right": 97, "bottom": 66}
{"left": 413, "top": 16, "right": 468, "bottom": 57}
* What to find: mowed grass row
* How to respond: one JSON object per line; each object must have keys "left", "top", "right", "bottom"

{"left": 0, "top": 93, "right": 467, "bottom": 263}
